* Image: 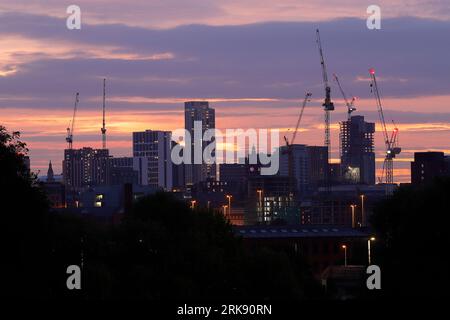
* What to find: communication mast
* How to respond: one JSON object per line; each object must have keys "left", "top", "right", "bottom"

{"left": 101, "top": 78, "right": 107, "bottom": 149}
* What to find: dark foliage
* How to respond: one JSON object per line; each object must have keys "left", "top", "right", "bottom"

{"left": 1, "top": 125, "right": 320, "bottom": 300}
{"left": 1, "top": 126, "right": 52, "bottom": 297}
{"left": 371, "top": 178, "right": 450, "bottom": 298}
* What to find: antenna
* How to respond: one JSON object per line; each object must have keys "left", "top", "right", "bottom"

{"left": 101, "top": 78, "right": 107, "bottom": 149}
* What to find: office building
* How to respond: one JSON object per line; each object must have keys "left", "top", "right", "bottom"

{"left": 340, "top": 115, "right": 375, "bottom": 185}
{"left": 219, "top": 163, "right": 250, "bottom": 198}
{"left": 306, "top": 146, "right": 328, "bottom": 189}
{"left": 62, "top": 147, "right": 110, "bottom": 190}
{"left": 235, "top": 225, "right": 371, "bottom": 275}
{"left": 171, "top": 141, "right": 185, "bottom": 190}
{"left": 247, "top": 176, "right": 297, "bottom": 225}
{"left": 109, "top": 157, "right": 138, "bottom": 185}
{"left": 411, "top": 151, "right": 450, "bottom": 184}
{"left": 184, "top": 101, "right": 216, "bottom": 185}
{"left": 279, "top": 144, "right": 308, "bottom": 195}
{"left": 132, "top": 130, "right": 173, "bottom": 190}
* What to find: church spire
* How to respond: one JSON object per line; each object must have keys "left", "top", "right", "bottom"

{"left": 47, "top": 160, "right": 54, "bottom": 182}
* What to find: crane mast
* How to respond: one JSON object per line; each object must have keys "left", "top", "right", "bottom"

{"left": 316, "top": 29, "right": 334, "bottom": 191}
{"left": 369, "top": 68, "right": 401, "bottom": 195}
{"left": 333, "top": 73, "right": 356, "bottom": 120}
{"left": 101, "top": 78, "right": 107, "bottom": 149}
{"left": 283, "top": 92, "right": 312, "bottom": 194}
{"left": 66, "top": 92, "right": 80, "bottom": 150}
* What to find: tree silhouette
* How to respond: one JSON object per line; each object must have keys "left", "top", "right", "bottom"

{"left": 1, "top": 126, "right": 52, "bottom": 297}
{"left": 0, "top": 125, "right": 320, "bottom": 300}
{"left": 371, "top": 178, "right": 450, "bottom": 298}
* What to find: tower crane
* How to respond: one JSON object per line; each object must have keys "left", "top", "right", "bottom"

{"left": 66, "top": 92, "right": 80, "bottom": 149}
{"left": 316, "top": 29, "right": 334, "bottom": 191}
{"left": 283, "top": 92, "right": 312, "bottom": 194}
{"left": 101, "top": 78, "right": 107, "bottom": 149}
{"left": 333, "top": 73, "right": 356, "bottom": 120}
{"left": 369, "top": 68, "right": 401, "bottom": 195}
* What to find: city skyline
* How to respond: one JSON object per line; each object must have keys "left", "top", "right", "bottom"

{"left": 1, "top": 2, "right": 450, "bottom": 182}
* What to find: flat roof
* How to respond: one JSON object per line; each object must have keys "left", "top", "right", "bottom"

{"left": 233, "top": 225, "right": 370, "bottom": 239}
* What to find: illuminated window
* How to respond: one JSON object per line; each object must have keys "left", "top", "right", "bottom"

{"left": 94, "top": 201, "right": 102, "bottom": 207}
{"left": 95, "top": 194, "right": 104, "bottom": 200}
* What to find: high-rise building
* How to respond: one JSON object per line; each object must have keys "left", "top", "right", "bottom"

{"left": 132, "top": 130, "right": 173, "bottom": 190}
{"left": 171, "top": 141, "right": 185, "bottom": 190}
{"left": 63, "top": 147, "right": 110, "bottom": 190}
{"left": 411, "top": 152, "right": 450, "bottom": 184}
{"left": 306, "top": 146, "right": 328, "bottom": 190}
{"left": 109, "top": 157, "right": 138, "bottom": 185}
{"left": 279, "top": 145, "right": 329, "bottom": 194}
{"left": 279, "top": 144, "right": 308, "bottom": 195}
{"left": 184, "top": 101, "right": 216, "bottom": 185}
{"left": 339, "top": 115, "right": 375, "bottom": 185}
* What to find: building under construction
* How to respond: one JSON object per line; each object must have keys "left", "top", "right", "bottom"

{"left": 339, "top": 115, "right": 375, "bottom": 185}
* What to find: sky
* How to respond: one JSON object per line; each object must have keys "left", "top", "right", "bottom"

{"left": 1, "top": 0, "right": 449, "bottom": 182}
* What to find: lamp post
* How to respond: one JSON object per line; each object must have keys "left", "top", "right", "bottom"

{"left": 226, "top": 195, "right": 232, "bottom": 216}
{"left": 257, "top": 189, "right": 263, "bottom": 219}
{"left": 342, "top": 245, "right": 347, "bottom": 266}
{"left": 368, "top": 237, "right": 375, "bottom": 265}
{"left": 350, "top": 204, "right": 356, "bottom": 228}
{"left": 223, "top": 205, "right": 228, "bottom": 217}
{"left": 360, "top": 194, "right": 365, "bottom": 227}
{"left": 190, "top": 200, "right": 196, "bottom": 210}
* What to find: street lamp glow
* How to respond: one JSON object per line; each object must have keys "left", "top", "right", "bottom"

{"left": 222, "top": 205, "right": 228, "bottom": 216}
{"left": 368, "top": 237, "right": 376, "bottom": 264}
{"left": 226, "top": 195, "right": 232, "bottom": 216}
{"left": 341, "top": 245, "right": 348, "bottom": 266}
{"left": 350, "top": 204, "right": 356, "bottom": 228}
{"left": 257, "top": 189, "right": 263, "bottom": 220}
{"left": 360, "top": 194, "right": 366, "bottom": 227}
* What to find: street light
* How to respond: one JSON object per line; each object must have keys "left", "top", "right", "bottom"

{"left": 350, "top": 204, "right": 356, "bottom": 228}
{"left": 190, "top": 200, "right": 196, "bottom": 210}
{"left": 342, "top": 245, "right": 348, "bottom": 266}
{"left": 360, "top": 194, "right": 365, "bottom": 227}
{"left": 222, "top": 205, "right": 228, "bottom": 216}
{"left": 226, "top": 195, "right": 232, "bottom": 216}
{"left": 257, "top": 189, "right": 263, "bottom": 218}
{"left": 368, "top": 237, "right": 375, "bottom": 265}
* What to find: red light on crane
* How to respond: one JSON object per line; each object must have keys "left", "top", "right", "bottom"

{"left": 369, "top": 68, "right": 375, "bottom": 75}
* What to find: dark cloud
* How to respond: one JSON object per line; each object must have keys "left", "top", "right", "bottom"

{"left": 1, "top": 13, "right": 449, "bottom": 106}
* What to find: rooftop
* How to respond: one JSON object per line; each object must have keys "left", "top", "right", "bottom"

{"left": 233, "top": 225, "right": 370, "bottom": 239}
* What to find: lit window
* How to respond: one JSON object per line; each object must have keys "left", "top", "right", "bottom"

{"left": 94, "top": 201, "right": 102, "bottom": 207}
